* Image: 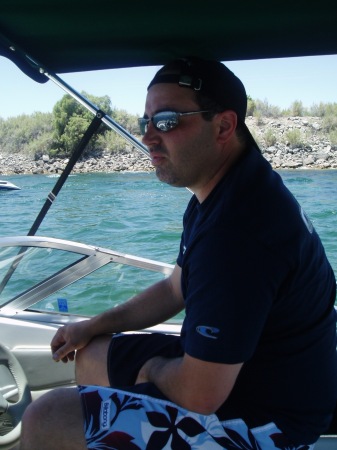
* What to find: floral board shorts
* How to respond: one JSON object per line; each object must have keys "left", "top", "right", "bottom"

{"left": 78, "top": 384, "right": 315, "bottom": 450}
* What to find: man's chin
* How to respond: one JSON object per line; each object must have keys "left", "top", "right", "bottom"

{"left": 155, "top": 168, "right": 182, "bottom": 187}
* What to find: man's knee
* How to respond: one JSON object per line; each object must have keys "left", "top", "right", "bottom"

{"left": 23, "top": 389, "right": 58, "bottom": 426}
{"left": 21, "top": 388, "right": 87, "bottom": 450}
{"left": 22, "top": 399, "right": 42, "bottom": 429}
{"left": 21, "top": 390, "right": 59, "bottom": 447}
{"left": 75, "top": 334, "right": 111, "bottom": 385}
{"left": 21, "top": 403, "right": 40, "bottom": 449}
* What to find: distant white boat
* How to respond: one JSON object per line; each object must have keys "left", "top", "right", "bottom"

{"left": 0, "top": 180, "right": 21, "bottom": 191}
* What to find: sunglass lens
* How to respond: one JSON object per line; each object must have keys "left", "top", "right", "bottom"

{"left": 138, "top": 112, "right": 179, "bottom": 135}
{"left": 138, "top": 118, "right": 148, "bottom": 135}
{"left": 153, "top": 112, "right": 178, "bottom": 132}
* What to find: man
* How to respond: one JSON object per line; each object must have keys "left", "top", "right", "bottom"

{"left": 21, "top": 58, "right": 337, "bottom": 449}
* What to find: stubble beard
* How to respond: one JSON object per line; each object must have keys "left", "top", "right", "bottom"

{"left": 155, "top": 166, "right": 182, "bottom": 187}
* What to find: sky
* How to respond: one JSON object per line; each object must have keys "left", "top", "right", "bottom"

{"left": 1, "top": 54, "right": 337, "bottom": 119}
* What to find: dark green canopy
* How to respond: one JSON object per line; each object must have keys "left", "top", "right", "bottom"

{"left": 0, "top": 0, "right": 337, "bottom": 82}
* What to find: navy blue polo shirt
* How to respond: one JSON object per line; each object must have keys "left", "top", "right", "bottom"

{"left": 177, "top": 147, "right": 337, "bottom": 444}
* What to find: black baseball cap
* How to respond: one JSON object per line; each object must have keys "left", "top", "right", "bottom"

{"left": 148, "top": 57, "right": 260, "bottom": 151}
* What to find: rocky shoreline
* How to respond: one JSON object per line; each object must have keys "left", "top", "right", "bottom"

{"left": 246, "top": 116, "right": 337, "bottom": 170}
{"left": 0, "top": 116, "right": 336, "bottom": 175}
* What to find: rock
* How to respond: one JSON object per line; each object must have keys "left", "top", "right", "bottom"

{"left": 303, "top": 156, "right": 316, "bottom": 165}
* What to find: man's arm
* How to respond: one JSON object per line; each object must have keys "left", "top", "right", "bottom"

{"left": 51, "top": 264, "right": 184, "bottom": 362}
{"left": 136, "top": 353, "right": 243, "bottom": 414}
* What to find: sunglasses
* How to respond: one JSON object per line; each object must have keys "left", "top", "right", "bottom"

{"left": 138, "top": 110, "right": 212, "bottom": 135}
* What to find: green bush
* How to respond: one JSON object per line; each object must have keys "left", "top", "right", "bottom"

{"left": 290, "top": 100, "right": 305, "bottom": 117}
{"left": 52, "top": 92, "right": 113, "bottom": 156}
{"left": 253, "top": 99, "right": 281, "bottom": 118}
{"left": 284, "top": 129, "right": 303, "bottom": 148}
{"left": 329, "top": 130, "right": 337, "bottom": 146}
{"left": 246, "top": 95, "right": 256, "bottom": 116}
{"left": 253, "top": 110, "right": 264, "bottom": 126}
{"left": 309, "top": 102, "right": 337, "bottom": 117}
{"left": 0, "top": 112, "right": 53, "bottom": 155}
{"left": 322, "top": 114, "right": 337, "bottom": 132}
{"left": 264, "top": 129, "right": 277, "bottom": 147}
{"left": 111, "top": 108, "right": 139, "bottom": 135}
{"left": 97, "top": 130, "right": 128, "bottom": 153}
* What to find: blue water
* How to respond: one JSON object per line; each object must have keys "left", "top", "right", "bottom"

{"left": 1, "top": 170, "right": 337, "bottom": 312}
{"left": 0, "top": 172, "right": 191, "bottom": 264}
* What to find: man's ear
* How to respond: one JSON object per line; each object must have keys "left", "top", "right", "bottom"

{"left": 216, "top": 111, "right": 238, "bottom": 144}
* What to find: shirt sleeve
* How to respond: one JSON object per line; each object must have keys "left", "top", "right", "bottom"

{"left": 180, "top": 224, "right": 289, "bottom": 364}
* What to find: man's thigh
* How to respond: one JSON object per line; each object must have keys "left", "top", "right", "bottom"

{"left": 76, "top": 334, "right": 112, "bottom": 385}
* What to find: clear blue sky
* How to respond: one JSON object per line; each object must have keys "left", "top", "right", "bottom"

{"left": 1, "top": 54, "right": 337, "bottom": 119}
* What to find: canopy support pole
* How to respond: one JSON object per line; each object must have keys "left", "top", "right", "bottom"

{"left": 28, "top": 112, "right": 103, "bottom": 236}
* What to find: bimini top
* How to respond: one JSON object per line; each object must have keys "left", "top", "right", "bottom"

{"left": 0, "top": 0, "right": 337, "bottom": 82}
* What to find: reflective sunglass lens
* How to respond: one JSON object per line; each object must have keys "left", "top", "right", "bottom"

{"left": 138, "top": 110, "right": 209, "bottom": 135}
{"left": 153, "top": 112, "right": 178, "bottom": 132}
{"left": 138, "top": 112, "right": 179, "bottom": 135}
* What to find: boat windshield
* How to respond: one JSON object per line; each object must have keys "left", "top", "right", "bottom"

{"left": 0, "top": 237, "right": 174, "bottom": 317}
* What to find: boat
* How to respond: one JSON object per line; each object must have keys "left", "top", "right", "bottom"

{"left": 0, "top": 181, "right": 21, "bottom": 191}
{"left": 0, "top": 2, "right": 336, "bottom": 449}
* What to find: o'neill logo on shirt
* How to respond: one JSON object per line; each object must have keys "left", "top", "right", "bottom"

{"left": 196, "top": 325, "right": 220, "bottom": 339}
{"left": 100, "top": 399, "right": 111, "bottom": 431}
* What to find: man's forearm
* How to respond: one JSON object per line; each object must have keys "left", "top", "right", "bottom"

{"left": 136, "top": 356, "right": 213, "bottom": 414}
{"left": 136, "top": 356, "right": 187, "bottom": 406}
{"left": 88, "top": 265, "right": 184, "bottom": 336}
{"left": 136, "top": 354, "right": 242, "bottom": 415}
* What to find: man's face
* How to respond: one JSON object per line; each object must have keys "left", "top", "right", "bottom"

{"left": 142, "top": 83, "right": 220, "bottom": 192}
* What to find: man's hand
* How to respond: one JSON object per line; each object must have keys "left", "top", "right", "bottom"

{"left": 51, "top": 320, "right": 93, "bottom": 363}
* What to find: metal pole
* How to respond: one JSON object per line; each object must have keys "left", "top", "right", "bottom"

{"left": 28, "top": 112, "right": 103, "bottom": 236}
